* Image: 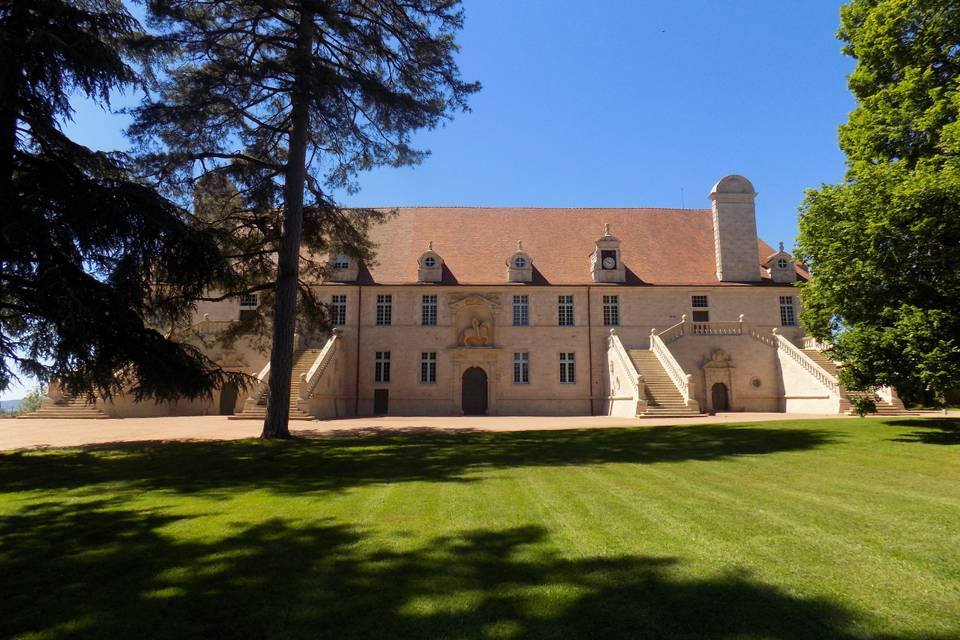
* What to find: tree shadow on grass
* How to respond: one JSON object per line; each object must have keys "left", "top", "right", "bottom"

{"left": 0, "top": 424, "right": 836, "bottom": 496}
{"left": 885, "top": 418, "right": 960, "bottom": 445}
{"left": 0, "top": 500, "right": 949, "bottom": 640}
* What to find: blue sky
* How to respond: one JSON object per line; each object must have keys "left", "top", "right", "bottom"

{"left": 5, "top": 1, "right": 855, "bottom": 400}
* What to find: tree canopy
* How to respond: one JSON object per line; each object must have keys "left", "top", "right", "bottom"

{"left": 797, "top": 0, "right": 960, "bottom": 405}
{"left": 131, "top": 0, "right": 478, "bottom": 436}
{"left": 0, "top": 0, "right": 243, "bottom": 401}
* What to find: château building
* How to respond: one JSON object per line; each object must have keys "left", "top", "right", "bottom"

{"left": 34, "top": 175, "right": 906, "bottom": 419}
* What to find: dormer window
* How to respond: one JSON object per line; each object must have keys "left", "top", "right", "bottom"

{"left": 591, "top": 223, "right": 625, "bottom": 283}
{"left": 764, "top": 242, "right": 796, "bottom": 284}
{"left": 418, "top": 241, "right": 443, "bottom": 283}
{"left": 327, "top": 252, "right": 359, "bottom": 282}
{"left": 507, "top": 240, "right": 533, "bottom": 283}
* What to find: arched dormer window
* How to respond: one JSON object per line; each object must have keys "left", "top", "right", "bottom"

{"left": 418, "top": 241, "right": 443, "bottom": 282}
{"left": 763, "top": 242, "right": 795, "bottom": 284}
{"left": 507, "top": 240, "right": 533, "bottom": 283}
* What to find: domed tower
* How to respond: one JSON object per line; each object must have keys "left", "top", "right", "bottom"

{"left": 709, "top": 175, "right": 761, "bottom": 282}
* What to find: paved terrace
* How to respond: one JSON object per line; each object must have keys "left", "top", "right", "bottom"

{"left": 1, "top": 412, "right": 944, "bottom": 451}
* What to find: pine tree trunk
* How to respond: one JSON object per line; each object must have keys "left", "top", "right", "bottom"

{"left": 261, "top": 7, "right": 314, "bottom": 439}
{"left": 0, "top": 1, "right": 23, "bottom": 203}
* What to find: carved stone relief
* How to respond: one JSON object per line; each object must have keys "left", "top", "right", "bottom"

{"left": 449, "top": 294, "right": 499, "bottom": 347}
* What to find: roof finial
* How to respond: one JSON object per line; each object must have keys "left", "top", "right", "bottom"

{"left": 778, "top": 241, "right": 784, "bottom": 253}
{"left": 517, "top": 239, "right": 523, "bottom": 251}
{"left": 428, "top": 240, "right": 433, "bottom": 251}
{"left": 603, "top": 222, "right": 611, "bottom": 237}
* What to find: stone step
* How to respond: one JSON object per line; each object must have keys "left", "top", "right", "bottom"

{"left": 626, "top": 348, "right": 700, "bottom": 417}
{"left": 22, "top": 394, "right": 110, "bottom": 419}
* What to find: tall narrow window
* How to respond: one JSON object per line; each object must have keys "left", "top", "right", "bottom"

{"left": 374, "top": 351, "right": 391, "bottom": 383}
{"left": 779, "top": 296, "right": 797, "bottom": 326}
{"left": 376, "top": 294, "right": 392, "bottom": 326}
{"left": 602, "top": 295, "right": 619, "bottom": 326}
{"left": 558, "top": 295, "right": 574, "bottom": 327}
{"left": 420, "top": 351, "right": 437, "bottom": 384}
{"left": 513, "top": 294, "right": 529, "bottom": 326}
{"left": 513, "top": 352, "right": 530, "bottom": 384}
{"left": 330, "top": 294, "right": 347, "bottom": 326}
{"left": 691, "top": 295, "right": 710, "bottom": 322}
{"left": 421, "top": 294, "right": 437, "bottom": 326}
{"left": 559, "top": 352, "right": 576, "bottom": 384}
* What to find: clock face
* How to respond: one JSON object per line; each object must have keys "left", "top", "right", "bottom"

{"left": 602, "top": 256, "right": 616, "bottom": 269}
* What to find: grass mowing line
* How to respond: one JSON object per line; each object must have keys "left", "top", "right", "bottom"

{"left": 570, "top": 460, "right": 868, "bottom": 639}
{"left": 1, "top": 418, "right": 958, "bottom": 639}
{"left": 651, "top": 453, "right": 960, "bottom": 632}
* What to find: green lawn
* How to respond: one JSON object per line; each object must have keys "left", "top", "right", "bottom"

{"left": 0, "top": 418, "right": 958, "bottom": 639}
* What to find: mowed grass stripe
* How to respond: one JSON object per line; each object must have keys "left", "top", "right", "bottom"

{"left": 0, "top": 417, "right": 958, "bottom": 640}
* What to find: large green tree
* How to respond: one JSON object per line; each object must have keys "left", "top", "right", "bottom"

{"left": 0, "top": 0, "right": 243, "bottom": 401}
{"left": 797, "top": 0, "right": 960, "bottom": 406}
{"left": 131, "top": 0, "right": 478, "bottom": 438}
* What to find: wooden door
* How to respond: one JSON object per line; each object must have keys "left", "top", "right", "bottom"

{"left": 373, "top": 389, "right": 389, "bottom": 415}
{"left": 711, "top": 383, "right": 729, "bottom": 411}
{"left": 461, "top": 367, "right": 488, "bottom": 415}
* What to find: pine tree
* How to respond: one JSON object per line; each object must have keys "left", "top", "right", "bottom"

{"left": 797, "top": 0, "right": 960, "bottom": 406}
{"left": 131, "top": 1, "right": 478, "bottom": 438}
{"left": 0, "top": 0, "right": 243, "bottom": 401}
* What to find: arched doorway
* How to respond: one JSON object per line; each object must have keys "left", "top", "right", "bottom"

{"left": 462, "top": 367, "right": 488, "bottom": 415}
{"left": 711, "top": 382, "right": 730, "bottom": 412}
{"left": 219, "top": 382, "right": 238, "bottom": 415}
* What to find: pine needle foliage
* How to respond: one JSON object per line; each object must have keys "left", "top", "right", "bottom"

{"left": 130, "top": 0, "right": 478, "bottom": 437}
{"left": 0, "top": 0, "right": 245, "bottom": 402}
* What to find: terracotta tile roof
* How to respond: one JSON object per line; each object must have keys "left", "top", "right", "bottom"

{"left": 355, "top": 207, "right": 806, "bottom": 286}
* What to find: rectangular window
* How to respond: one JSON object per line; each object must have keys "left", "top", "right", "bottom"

{"left": 374, "top": 351, "right": 391, "bottom": 383}
{"left": 558, "top": 295, "right": 575, "bottom": 326}
{"left": 559, "top": 352, "right": 576, "bottom": 384}
{"left": 780, "top": 296, "right": 797, "bottom": 326}
{"left": 332, "top": 255, "right": 350, "bottom": 269}
{"left": 330, "top": 294, "right": 347, "bottom": 326}
{"left": 513, "top": 352, "right": 530, "bottom": 384}
{"left": 602, "top": 295, "right": 619, "bottom": 326}
{"left": 376, "top": 294, "right": 392, "bottom": 326}
{"left": 420, "top": 351, "right": 437, "bottom": 384}
{"left": 513, "top": 294, "right": 529, "bottom": 326}
{"left": 239, "top": 292, "right": 258, "bottom": 307}
{"left": 691, "top": 295, "right": 710, "bottom": 322}
{"left": 421, "top": 294, "right": 437, "bottom": 326}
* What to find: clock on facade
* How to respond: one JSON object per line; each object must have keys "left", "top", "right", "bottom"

{"left": 600, "top": 250, "right": 617, "bottom": 270}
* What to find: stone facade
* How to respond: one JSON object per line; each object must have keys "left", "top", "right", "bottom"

{"left": 50, "top": 174, "right": 879, "bottom": 420}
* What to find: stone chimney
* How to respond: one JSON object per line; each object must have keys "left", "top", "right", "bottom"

{"left": 708, "top": 175, "right": 761, "bottom": 282}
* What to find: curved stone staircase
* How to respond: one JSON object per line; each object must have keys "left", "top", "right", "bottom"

{"left": 627, "top": 350, "right": 702, "bottom": 417}
{"left": 230, "top": 349, "right": 322, "bottom": 421}
{"left": 801, "top": 348, "right": 913, "bottom": 416}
